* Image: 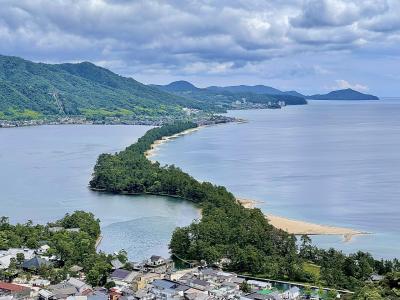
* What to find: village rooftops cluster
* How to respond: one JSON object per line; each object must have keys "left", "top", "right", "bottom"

{"left": 0, "top": 252, "right": 353, "bottom": 300}
{"left": 98, "top": 263, "right": 308, "bottom": 300}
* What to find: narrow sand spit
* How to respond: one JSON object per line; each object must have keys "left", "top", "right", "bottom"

{"left": 144, "top": 126, "right": 203, "bottom": 160}
{"left": 143, "top": 127, "right": 368, "bottom": 242}
{"left": 237, "top": 198, "right": 367, "bottom": 242}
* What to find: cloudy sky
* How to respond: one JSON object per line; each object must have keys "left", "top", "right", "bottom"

{"left": 1, "top": 0, "right": 399, "bottom": 96}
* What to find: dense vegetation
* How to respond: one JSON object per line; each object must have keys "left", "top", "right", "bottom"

{"left": 90, "top": 122, "right": 399, "bottom": 298}
{"left": 0, "top": 211, "right": 123, "bottom": 286}
{"left": 153, "top": 81, "right": 308, "bottom": 110}
{"left": 0, "top": 55, "right": 216, "bottom": 121}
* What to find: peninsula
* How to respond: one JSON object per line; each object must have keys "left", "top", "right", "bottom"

{"left": 143, "top": 127, "right": 365, "bottom": 241}
{"left": 89, "top": 121, "right": 393, "bottom": 292}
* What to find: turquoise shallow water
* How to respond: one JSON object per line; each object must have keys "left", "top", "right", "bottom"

{"left": 0, "top": 125, "right": 200, "bottom": 261}
{"left": 153, "top": 100, "right": 400, "bottom": 259}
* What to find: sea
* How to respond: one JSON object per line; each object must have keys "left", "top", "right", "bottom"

{"left": 1, "top": 99, "right": 399, "bottom": 260}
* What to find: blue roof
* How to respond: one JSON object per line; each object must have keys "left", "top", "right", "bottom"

{"left": 152, "top": 279, "right": 176, "bottom": 290}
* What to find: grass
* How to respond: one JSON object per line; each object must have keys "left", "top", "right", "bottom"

{"left": 303, "top": 262, "right": 321, "bottom": 279}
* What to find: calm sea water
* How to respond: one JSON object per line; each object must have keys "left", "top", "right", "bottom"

{"left": 0, "top": 125, "right": 200, "bottom": 260}
{"left": 153, "top": 100, "right": 400, "bottom": 259}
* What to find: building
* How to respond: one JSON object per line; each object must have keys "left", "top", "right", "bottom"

{"left": 22, "top": 257, "right": 52, "bottom": 271}
{"left": 246, "top": 280, "right": 272, "bottom": 291}
{"left": 109, "top": 269, "right": 138, "bottom": 286}
{"left": 67, "top": 278, "right": 92, "bottom": 294}
{"left": 282, "top": 287, "right": 300, "bottom": 300}
{"left": 0, "top": 282, "right": 31, "bottom": 298}
{"left": 145, "top": 256, "right": 174, "bottom": 274}
{"left": 132, "top": 273, "right": 162, "bottom": 292}
{"left": 36, "top": 245, "right": 51, "bottom": 255}
{"left": 0, "top": 249, "right": 35, "bottom": 269}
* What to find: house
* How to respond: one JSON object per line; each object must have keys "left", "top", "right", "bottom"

{"left": 243, "top": 291, "right": 282, "bottom": 300}
{"left": 150, "top": 279, "right": 182, "bottom": 299}
{"left": 145, "top": 256, "right": 174, "bottom": 274}
{"left": 111, "top": 259, "right": 125, "bottom": 270}
{"left": 0, "top": 282, "right": 31, "bottom": 298}
{"left": 147, "top": 256, "right": 164, "bottom": 267}
{"left": 282, "top": 287, "right": 300, "bottom": 300}
{"left": 46, "top": 283, "right": 79, "bottom": 299}
{"left": 132, "top": 273, "right": 162, "bottom": 292}
{"left": 247, "top": 280, "right": 272, "bottom": 291}
{"left": 187, "top": 279, "right": 210, "bottom": 291}
{"left": 370, "top": 274, "right": 384, "bottom": 282}
{"left": 198, "top": 268, "right": 237, "bottom": 285}
{"left": 209, "top": 281, "right": 240, "bottom": 299}
{"left": 134, "top": 289, "right": 154, "bottom": 300}
{"left": 150, "top": 279, "right": 206, "bottom": 300}
{"left": 109, "top": 269, "right": 137, "bottom": 286}
{"left": 22, "top": 257, "right": 52, "bottom": 271}
{"left": 66, "top": 228, "right": 80, "bottom": 233}
{"left": 32, "top": 279, "right": 51, "bottom": 287}
{"left": 67, "top": 278, "right": 92, "bottom": 294}
{"left": 69, "top": 265, "right": 84, "bottom": 273}
{"left": 0, "top": 249, "right": 35, "bottom": 269}
{"left": 48, "top": 227, "right": 64, "bottom": 233}
{"left": 38, "top": 289, "right": 55, "bottom": 300}
{"left": 37, "top": 245, "right": 51, "bottom": 255}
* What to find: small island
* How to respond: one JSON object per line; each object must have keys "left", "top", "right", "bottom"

{"left": 307, "top": 88, "right": 379, "bottom": 100}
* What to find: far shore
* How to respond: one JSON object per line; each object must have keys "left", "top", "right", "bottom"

{"left": 143, "top": 126, "right": 369, "bottom": 242}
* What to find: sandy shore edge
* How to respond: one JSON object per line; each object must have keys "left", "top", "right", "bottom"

{"left": 237, "top": 198, "right": 368, "bottom": 242}
{"left": 145, "top": 126, "right": 204, "bottom": 160}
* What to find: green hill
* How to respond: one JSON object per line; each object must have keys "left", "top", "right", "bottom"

{"left": 0, "top": 55, "right": 207, "bottom": 121}
{"left": 308, "top": 88, "right": 379, "bottom": 100}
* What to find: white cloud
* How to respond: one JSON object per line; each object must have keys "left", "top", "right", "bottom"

{"left": 332, "top": 79, "right": 369, "bottom": 92}
{"left": 0, "top": 0, "right": 399, "bottom": 94}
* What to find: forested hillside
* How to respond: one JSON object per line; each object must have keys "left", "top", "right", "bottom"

{"left": 0, "top": 55, "right": 210, "bottom": 121}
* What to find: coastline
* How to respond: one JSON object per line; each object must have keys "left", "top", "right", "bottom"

{"left": 237, "top": 198, "right": 367, "bottom": 241}
{"left": 143, "top": 126, "right": 368, "bottom": 242}
{"left": 144, "top": 126, "right": 205, "bottom": 160}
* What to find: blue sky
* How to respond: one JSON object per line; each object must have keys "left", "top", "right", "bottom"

{"left": 0, "top": 0, "right": 399, "bottom": 96}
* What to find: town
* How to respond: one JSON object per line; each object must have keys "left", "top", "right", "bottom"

{"left": 0, "top": 245, "right": 349, "bottom": 300}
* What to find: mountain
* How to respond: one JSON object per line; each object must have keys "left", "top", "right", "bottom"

{"left": 155, "top": 81, "right": 307, "bottom": 107}
{"left": 207, "top": 84, "right": 284, "bottom": 95}
{"left": 0, "top": 55, "right": 207, "bottom": 121}
{"left": 153, "top": 80, "right": 199, "bottom": 92}
{"left": 308, "top": 89, "right": 379, "bottom": 100}
{"left": 206, "top": 84, "right": 306, "bottom": 98}
{"left": 284, "top": 90, "right": 305, "bottom": 97}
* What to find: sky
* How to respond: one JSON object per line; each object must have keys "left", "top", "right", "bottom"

{"left": 0, "top": 0, "right": 399, "bottom": 96}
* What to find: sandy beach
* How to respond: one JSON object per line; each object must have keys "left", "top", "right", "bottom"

{"left": 145, "top": 126, "right": 203, "bottom": 160}
{"left": 237, "top": 198, "right": 366, "bottom": 241}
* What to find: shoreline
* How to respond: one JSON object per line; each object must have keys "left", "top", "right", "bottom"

{"left": 144, "top": 125, "right": 206, "bottom": 160}
{"left": 237, "top": 198, "right": 368, "bottom": 242}
{"left": 112, "top": 123, "right": 368, "bottom": 242}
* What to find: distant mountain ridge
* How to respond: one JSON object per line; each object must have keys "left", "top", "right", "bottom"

{"left": 307, "top": 88, "right": 379, "bottom": 100}
{"left": 153, "top": 81, "right": 308, "bottom": 107}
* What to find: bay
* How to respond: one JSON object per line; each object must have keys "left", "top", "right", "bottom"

{"left": 153, "top": 100, "right": 400, "bottom": 259}
{"left": 0, "top": 125, "right": 200, "bottom": 260}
